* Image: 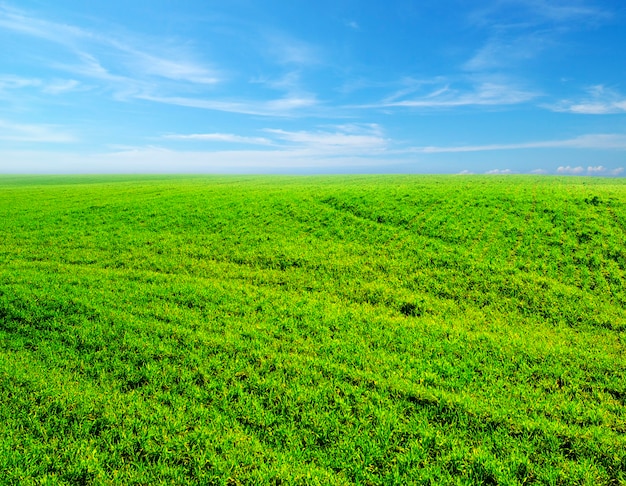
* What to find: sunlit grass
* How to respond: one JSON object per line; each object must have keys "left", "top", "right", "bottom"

{"left": 1, "top": 174, "right": 625, "bottom": 484}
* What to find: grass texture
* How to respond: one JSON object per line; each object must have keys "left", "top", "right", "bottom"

{"left": 0, "top": 175, "right": 625, "bottom": 485}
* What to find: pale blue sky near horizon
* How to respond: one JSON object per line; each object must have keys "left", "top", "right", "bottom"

{"left": 1, "top": 0, "right": 625, "bottom": 175}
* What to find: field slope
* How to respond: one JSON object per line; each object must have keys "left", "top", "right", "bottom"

{"left": 0, "top": 175, "right": 625, "bottom": 485}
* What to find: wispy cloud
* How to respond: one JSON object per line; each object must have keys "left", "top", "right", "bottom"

{"left": 514, "top": 0, "right": 610, "bottom": 23}
{"left": 250, "top": 71, "right": 301, "bottom": 90}
{"left": 264, "top": 32, "right": 321, "bottom": 66}
{"left": 0, "top": 74, "right": 41, "bottom": 90}
{"left": 550, "top": 85, "right": 626, "bottom": 114}
{"left": 137, "top": 94, "right": 318, "bottom": 117}
{"left": 409, "top": 133, "right": 626, "bottom": 153}
{"left": 463, "top": 33, "right": 550, "bottom": 72}
{"left": 469, "top": 0, "right": 610, "bottom": 28}
{"left": 248, "top": 70, "right": 319, "bottom": 110}
{"left": 0, "top": 4, "right": 220, "bottom": 89}
{"left": 121, "top": 50, "right": 219, "bottom": 85}
{"left": 0, "top": 74, "right": 84, "bottom": 104}
{"left": 0, "top": 119, "right": 75, "bottom": 143}
{"left": 41, "top": 79, "right": 81, "bottom": 94}
{"left": 46, "top": 52, "right": 148, "bottom": 102}
{"left": 369, "top": 77, "right": 537, "bottom": 109}
{"left": 160, "top": 124, "right": 389, "bottom": 158}
{"left": 0, "top": 5, "right": 334, "bottom": 117}
{"left": 464, "top": 1, "right": 611, "bottom": 77}
{"left": 0, "top": 4, "right": 88, "bottom": 46}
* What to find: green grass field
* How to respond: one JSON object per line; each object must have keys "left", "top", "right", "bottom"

{"left": 1, "top": 175, "right": 625, "bottom": 485}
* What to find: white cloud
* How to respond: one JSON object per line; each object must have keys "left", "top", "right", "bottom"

{"left": 587, "top": 166, "right": 624, "bottom": 176}
{"left": 587, "top": 165, "right": 607, "bottom": 174}
{"left": 485, "top": 169, "right": 514, "bottom": 174}
{"left": 556, "top": 165, "right": 624, "bottom": 176}
{"left": 556, "top": 166, "right": 584, "bottom": 174}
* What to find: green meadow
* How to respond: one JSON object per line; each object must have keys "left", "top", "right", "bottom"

{"left": 0, "top": 174, "right": 625, "bottom": 485}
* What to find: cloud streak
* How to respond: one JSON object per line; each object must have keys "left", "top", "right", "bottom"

{"left": 264, "top": 124, "right": 387, "bottom": 153}
{"left": 409, "top": 134, "right": 626, "bottom": 153}
{"left": 137, "top": 94, "right": 319, "bottom": 117}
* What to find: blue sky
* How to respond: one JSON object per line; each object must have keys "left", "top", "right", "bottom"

{"left": 1, "top": 0, "right": 625, "bottom": 174}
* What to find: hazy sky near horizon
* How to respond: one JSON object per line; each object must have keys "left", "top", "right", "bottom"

{"left": 1, "top": 0, "right": 625, "bottom": 175}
